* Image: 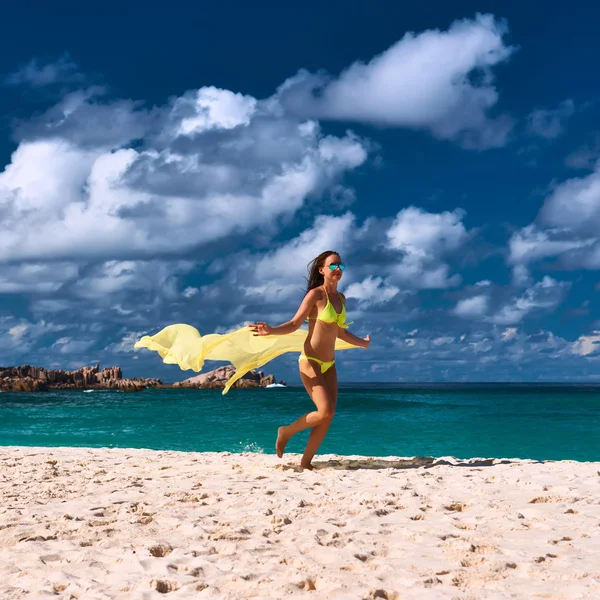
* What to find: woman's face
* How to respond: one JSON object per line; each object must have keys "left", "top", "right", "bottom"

{"left": 320, "top": 254, "right": 344, "bottom": 283}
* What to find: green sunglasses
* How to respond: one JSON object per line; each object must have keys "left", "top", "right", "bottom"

{"left": 328, "top": 262, "right": 345, "bottom": 271}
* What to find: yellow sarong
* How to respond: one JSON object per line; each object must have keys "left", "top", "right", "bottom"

{"left": 134, "top": 324, "right": 359, "bottom": 394}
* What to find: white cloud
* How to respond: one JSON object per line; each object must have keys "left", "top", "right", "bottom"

{"left": 182, "top": 287, "right": 199, "bottom": 298}
{"left": 508, "top": 166, "right": 600, "bottom": 272}
{"left": 527, "top": 100, "right": 574, "bottom": 139}
{"left": 386, "top": 206, "right": 468, "bottom": 288}
{"left": 8, "top": 324, "right": 29, "bottom": 340}
{"left": 175, "top": 87, "right": 257, "bottom": 136}
{"left": 277, "top": 14, "right": 514, "bottom": 148}
{"left": 5, "top": 54, "right": 82, "bottom": 87}
{"left": 247, "top": 213, "right": 357, "bottom": 294}
{"left": 571, "top": 331, "right": 600, "bottom": 356}
{"left": 433, "top": 336, "right": 454, "bottom": 346}
{"left": 52, "top": 337, "right": 96, "bottom": 354}
{"left": 539, "top": 170, "right": 600, "bottom": 233}
{"left": 0, "top": 262, "right": 79, "bottom": 293}
{"left": 501, "top": 327, "right": 518, "bottom": 341}
{"left": 387, "top": 207, "right": 467, "bottom": 255}
{"left": 470, "top": 339, "right": 493, "bottom": 353}
{"left": 104, "top": 331, "right": 147, "bottom": 354}
{"left": 72, "top": 260, "right": 191, "bottom": 300}
{"left": 0, "top": 318, "right": 66, "bottom": 354}
{"left": 197, "top": 205, "right": 473, "bottom": 323}
{"left": 453, "top": 294, "right": 489, "bottom": 318}
{"left": 488, "top": 276, "right": 568, "bottom": 325}
{"left": 0, "top": 87, "right": 367, "bottom": 265}
{"left": 344, "top": 276, "right": 400, "bottom": 307}
{"left": 508, "top": 225, "right": 595, "bottom": 265}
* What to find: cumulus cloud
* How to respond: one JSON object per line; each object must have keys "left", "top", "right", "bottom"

{"left": 209, "top": 206, "right": 471, "bottom": 315}
{"left": 214, "top": 213, "right": 358, "bottom": 307}
{"left": 386, "top": 206, "right": 468, "bottom": 288}
{"left": 0, "top": 317, "right": 66, "bottom": 355}
{"left": 276, "top": 14, "right": 515, "bottom": 149}
{"left": 103, "top": 331, "right": 147, "bottom": 354}
{"left": 0, "top": 87, "right": 367, "bottom": 265}
{"left": 0, "top": 263, "right": 79, "bottom": 294}
{"left": 14, "top": 88, "right": 154, "bottom": 149}
{"left": 5, "top": 54, "right": 83, "bottom": 87}
{"left": 527, "top": 100, "right": 574, "bottom": 139}
{"left": 501, "top": 327, "right": 518, "bottom": 341}
{"left": 344, "top": 276, "right": 400, "bottom": 307}
{"left": 453, "top": 294, "right": 489, "bottom": 318}
{"left": 71, "top": 260, "right": 193, "bottom": 301}
{"left": 509, "top": 226, "right": 595, "bottom": 265}
{"left": 488, "top": 277, "right": 569, "bottom": 325}
{"left": 538, "top": 170, "right": 600, "bottom": 234}
{"left": 52, "top": 337, "right": 96, "bottom": 355}
{"left": 508, "top": 166, "right": 600, "bottom": 273}
{"left": 378, "top": 323, "right": 583, "bottom": 382}
{"left": 173, "top": 87, "right": 257, "bottom": 135}
{"left": 571, "top": 331, "right": 600, "bottom": 357}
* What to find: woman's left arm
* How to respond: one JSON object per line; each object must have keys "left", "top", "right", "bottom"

{"left": 337, "top": 293, "right": 370, "bottom": 348}
{"left": 337, "top": 327, "right": 370, "bottom": 348}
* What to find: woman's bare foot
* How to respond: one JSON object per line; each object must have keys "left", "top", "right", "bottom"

{"left": 276, "top": 427, "right": 290, "bottom": 458}
{"left": 300, "top": 463, "right": 316, "bottom": 471}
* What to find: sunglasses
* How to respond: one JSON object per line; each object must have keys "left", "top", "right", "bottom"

{"left": 328, "top": 263, "right": 345, "bottom": 271}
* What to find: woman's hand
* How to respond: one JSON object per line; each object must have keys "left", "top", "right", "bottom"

{"left": 250, "top": 321, "right": 272, "bottom": 336}
{"left": 362, "top": 334, "right": 371, "bottom": 349}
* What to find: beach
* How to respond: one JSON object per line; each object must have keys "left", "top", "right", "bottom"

{"left": 1, "top": 448, "right": 599, "bottom": 599}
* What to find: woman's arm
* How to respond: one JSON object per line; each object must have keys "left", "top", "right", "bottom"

{"left": 336, "top": 294, "right": 370, "bottom": 348}
{"left": 250, "top": 289, "right": 320, "bottom": 336}
{"left": 337, "top": 327, "right": 371, "bottom": 348}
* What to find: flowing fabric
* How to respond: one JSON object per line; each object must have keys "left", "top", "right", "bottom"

{"left": 134, "top": 324, "right": 359, "bottom": 394}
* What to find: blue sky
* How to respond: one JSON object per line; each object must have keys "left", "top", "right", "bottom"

{"left": 1, "top": 1, "right": 600, "bottom": 383}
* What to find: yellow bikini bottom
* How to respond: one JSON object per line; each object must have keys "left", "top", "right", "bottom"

{"left": 298, "top": 354, "right": 336, "bottom": 373}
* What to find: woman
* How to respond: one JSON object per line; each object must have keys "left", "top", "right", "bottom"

{"left": 134, "top": 250, "right": 369, "bottom": 469}
{"left": 250, "top": 250, "right": 370, "bottom": 470}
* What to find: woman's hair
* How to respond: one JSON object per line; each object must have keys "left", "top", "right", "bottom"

{"left": 305, "top": 250, "right": 340, "bottom": 293}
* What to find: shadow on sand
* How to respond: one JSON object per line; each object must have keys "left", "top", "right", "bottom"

{"left": 277, "top": 456, "right": 544, "bottom": 472}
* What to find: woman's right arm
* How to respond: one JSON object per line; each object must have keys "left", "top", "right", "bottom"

{"left": 251, "top": 289, "right": 319, "bottom": 336}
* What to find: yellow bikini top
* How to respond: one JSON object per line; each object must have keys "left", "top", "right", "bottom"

{"left": 307, "top": 286, "right": 352, "bottom": 329}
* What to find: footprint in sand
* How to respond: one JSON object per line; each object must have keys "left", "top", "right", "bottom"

{"left": 549, "top": 536, "right": 573, "bottom": 545}
{"left": 152, "top": 580, "right": 180, "bottom": 593}
{"left": 469, "top": 543, "right": 499, "bottom": 554}
{"left": 460, "top": 555, "right": 486, "bottom": 567}
{"left": 148, "top": 543, "right": 173, "bottom": 557}
{"left": 445, "top": 502, "right": 467, "bottom": 512}
{"left": 296, "top": 578, "right": 316, "bottom": 591}
{"left": 368, "top": 590, "right": 395, "bottom": 599}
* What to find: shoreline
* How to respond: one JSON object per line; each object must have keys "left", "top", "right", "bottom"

{"left": 1, "top": 444, "right": 597, "bottom": 465}
{"left": 1, "top": 447, "right": 599, "bottom": 599}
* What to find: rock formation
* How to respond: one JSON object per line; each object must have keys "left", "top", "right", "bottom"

{"left": 0, "top": 364, "right": 162, "bottom": 392}
{"left": 172, "top": 365, "right": 284, "bottom": 389}
{"left": 0, "top": 363, "right": 284, "bottom": 392}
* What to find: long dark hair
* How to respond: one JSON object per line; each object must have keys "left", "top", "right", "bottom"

{"left": 305, "top": 250, "right": 340, "bottom": 293}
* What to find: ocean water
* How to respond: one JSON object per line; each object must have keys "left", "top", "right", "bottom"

{"left": 1, "top": 384, "right": 599, "bottom": 462}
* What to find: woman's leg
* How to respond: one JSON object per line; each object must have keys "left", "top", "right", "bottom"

{"left": 275, "top": 359, "right": 336, "bottom": 460}
{"left": 300, "top": 364, "right": 338, "bottom": 468}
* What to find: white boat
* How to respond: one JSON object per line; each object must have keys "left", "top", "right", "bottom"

{"left": 265, "top": 383, "right": 286, "bottom": 388}
{"left": 83, "top": 389, "right": 94, "bottom": 393}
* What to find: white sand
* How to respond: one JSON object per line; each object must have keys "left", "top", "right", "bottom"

{"left": 1, "top": 447, "right": 599, "bottom": 599}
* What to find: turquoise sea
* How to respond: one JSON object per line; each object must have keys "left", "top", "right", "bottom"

{"left": 1, "top": 384, "right": 599, "bottom": 462}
